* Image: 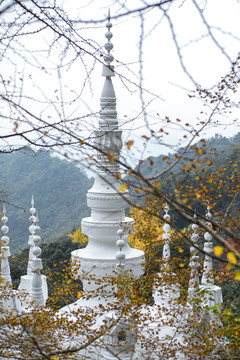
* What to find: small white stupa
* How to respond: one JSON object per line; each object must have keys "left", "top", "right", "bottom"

{"left": 0, "top": 204, "right": 21, "bottom": 315}
{"left": 199, "top": 206, "right": 223, "bottom": 322}
{"left": 18, "top": 196, "right": 48, "bottom": 308}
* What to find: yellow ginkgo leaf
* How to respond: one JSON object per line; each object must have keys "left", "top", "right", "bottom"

{"left": 214, "top": 246, "right": 224, "bottom": 257}
{"left": 227, "top": 252, "right": 237, "bottom": 265}
{"left": 77, "top": 291, "right": 83, "bottom": 299}
{"left": 235, "top": 271, "right": 240, "bottom": 281}
{"left": 126, "top": 140, "right": 134, "bottom": 149}
{"left": 119, "top": 184, "right": 128, "bottom": 192}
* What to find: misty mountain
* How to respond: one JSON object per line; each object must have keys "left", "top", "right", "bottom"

{"left": 0, "top": 148, "right": 93, "bottom": 251}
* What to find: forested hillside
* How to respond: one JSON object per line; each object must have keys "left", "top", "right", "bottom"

{"left": 1, "top": 134, "right": 239, "bottom": 251}
{"left": 140, "top": 133, "right": 240, "bottom": 178}
{"left": 0, "top": 148, "right": 93, "bottom": 251}
{"left": 132, "top": 133, "right": 240, "bottom": 229}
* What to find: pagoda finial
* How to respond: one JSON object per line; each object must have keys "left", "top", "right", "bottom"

{"left": 188, "top": 213, "right": 200, "bottom": 300}
{"left": 99, "top": 11, "right": 118, "bottom": 130}
{"left": 27, "top": 196, "right": 37, "bottom": 276}
{"left": 30, "top": 212, "right": 45, "bottom": 307}
{"left": 1, "top": 203, "right": 12, "bottom": 286}
{"left": 116, "top": 229, "right": 126, "bottom": 269}
{"left": 200, "top": 206, "right": 223, "bottom": 321}
{"left": 104, "top": 10, "right": 114, "bottom": 69}
{"left": 162, "top": 204, "right": 171, "bottom": 263}
{"left": 31, "top": 194, "right": 34, "bottom": 207}
{"left": 190, "top": 213, "right": 199, "bottom": 256}
{"left": 101, "top": 10, "right": 115, "bottom": 79}
{"left": 1, "top": 203, "right": 9, "bottom": 247}
{"left": 19, "top": 198, "right": 48, "bottom": 309}
{"left": 201, "top": 206, "right": 214, "bottom": 285}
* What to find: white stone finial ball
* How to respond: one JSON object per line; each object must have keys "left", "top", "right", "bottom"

{"left": 104, "top": 53, "right": 114, "bottom": 64}
{"left": 1, "top": 235, "right": 10, "bottom": 246}
{"left": 29, "top": 215, "right": 36, "bottom": 224}
{"left": 30, "top": 206, "right": 36, "bottom": 215}
{"left": 164, "top": 204, "right": 170, "bottom": 212}
{"left": 163, "top": 223, "right": 171, "bottom": 233}
{"left": 32, "top": 246, "right": 41, "bottom": 257}
{"left": 33, "top": 235, "right": 41, "bottom": 246}
{"left": 192, "top": 223, "right": 198, "bottom": 231}
{"left": 206, "top": 212, "right": 212, "bottom": 220}
{"left": 204, "top": 232, "right": 212, "bottom": 242}
{"left": 105, "top": 42, "right": 113, "bottom": 52}
{"left": 105, "top": 30, "right": 113, "bottom": 40}
{"left": 1, "top": 224, "right": 9, "bottom": 234}
{"left": 29, "top": 224, "right": 36, "bottom": 235}
{"left": 163, "top": 214, "right": 170, "bottom": 221}
{"left": 206, "top": 206, "right": 212, "bottom": 220}
{"left": 117, "top": 229, "right": 124, "bottom": 237}
{"left": 116, "top": 239, "right": 125, "bottom": 248}
{"left": 2, "top": 215, "right": 8, "bottom": 224}
{"left": 191, "top": 233, "right": 199, "bottom": 242}
{"left": 116, "top": 251, "right": 125, "bottom": 261}
{"left": 34, "top": 224, "right": 41, "bottom": 234}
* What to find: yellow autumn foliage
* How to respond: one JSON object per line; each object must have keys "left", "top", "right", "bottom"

{"left": 68, "top": 227, "right": 88, "bottom": 244}
{"left": 128, "top": 203, "right": 165, "bottom": 251}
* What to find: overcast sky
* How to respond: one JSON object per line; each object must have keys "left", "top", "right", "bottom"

{"left": 63, "top": 0, "right": 240, "bottom": 147}
{"left": 2, "top": 0, "right": 240, "bottom": 161}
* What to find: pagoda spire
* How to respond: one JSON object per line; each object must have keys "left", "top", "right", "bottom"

{"left": 27, "top": 195, "right": 37, "bottom": 276}
{"left": 100, "top": 9, "right": 117, "bottom": 128}
{"left": 0, "top": 204, "right": 21, "bottom": 314}
{"left": 116, "top": 229, "right": 126, "bottom": 269}
{"left": 30, "top": 213, "right": 45, "bottom": 307}
{"left": 200, "top": 206, "right": 222, "bottom": 322}
{"left": 162, "top": 204, "right": 171, "bottom": 265}
{"left": 188, "top": 215, "right": 200, "bottom": 300}
{"left": 201, "top": 206, "right": 214, "bottom": 285}
{"left": 19, "top": 197, "right": 48, "bottom": 308}
{"left": 152, "top": 203, "right": 180, "bottom": 308}
{"left": 1, "top": 204, "right": 12, "bottom": 286}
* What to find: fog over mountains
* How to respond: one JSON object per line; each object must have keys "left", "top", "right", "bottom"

{"left": 0, "top": 148, "right": 93, "bottom": 251}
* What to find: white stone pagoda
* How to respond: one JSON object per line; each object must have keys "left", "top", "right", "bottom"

{"left": 70, "top": 12, "right": 144, "bottom": 306}
{"left": 58, "top": 13, "right": 223, "bottom": 359}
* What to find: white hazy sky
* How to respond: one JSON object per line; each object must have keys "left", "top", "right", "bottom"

{"left": 2, "top": 0, "right": 240, "bottom": 161}
{"left": 65, "top": 0, "right": 240, "bottom": 140}
{"left": 72, "top": 0, "right": 240, "bottom": 159}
